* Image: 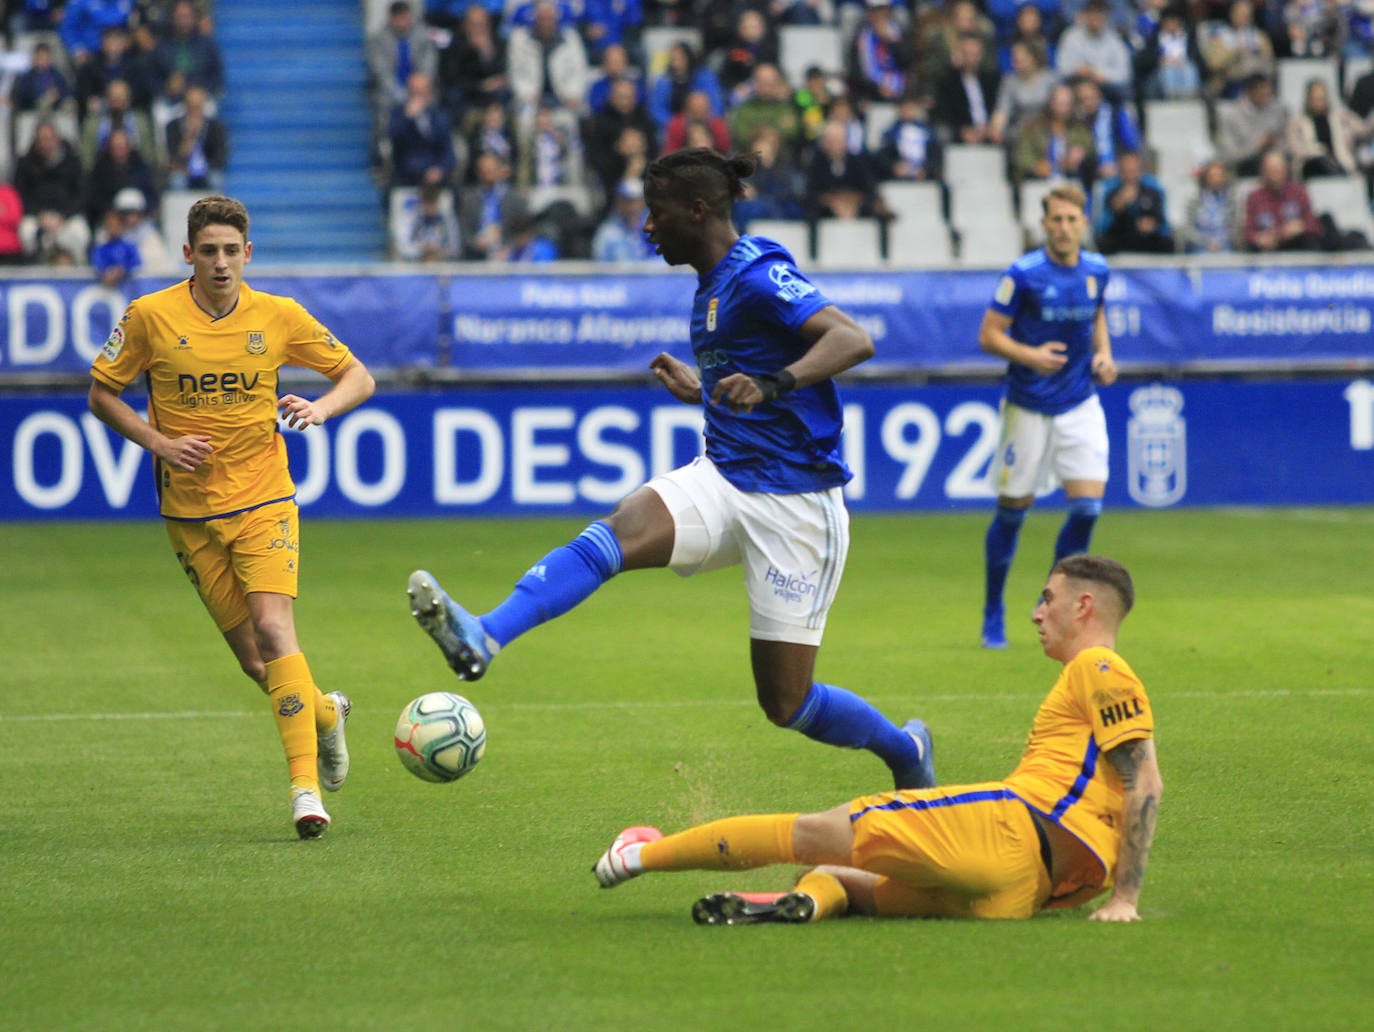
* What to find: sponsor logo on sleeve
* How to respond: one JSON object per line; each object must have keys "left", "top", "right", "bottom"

{"left": 769, "top": 263, "right": 817, "bottom": 303}
{"left": 994, "top": 275, "right": 1015, "bottom": 305}
{"left": 100, "top": 324, "right": 125, "bottom": 361}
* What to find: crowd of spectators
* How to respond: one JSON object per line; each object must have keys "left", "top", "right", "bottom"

{"left": 0, "top": 0, "right": 226, "bottom": 272}
{"left": 372, "top": 0, "right": 1374, "bottom": 263}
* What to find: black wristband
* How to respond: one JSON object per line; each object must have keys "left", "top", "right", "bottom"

{"left": 751, "top": 369, "right": 797, "bottom": 402}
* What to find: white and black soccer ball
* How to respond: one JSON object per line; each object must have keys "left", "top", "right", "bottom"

{"left": 394, "top": 692, "right": 487, "bottom": 783}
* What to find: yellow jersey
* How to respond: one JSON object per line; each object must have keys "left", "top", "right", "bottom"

{"left": 1004, "top": 645, "right": 1154, "bottom": 904}
{"left": 90, "top": 279, "right": 354, "bottom": 520}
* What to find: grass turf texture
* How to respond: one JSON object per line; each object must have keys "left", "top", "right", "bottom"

{"left": 1, "top": 509, "right": 1370, "bottom": 1030}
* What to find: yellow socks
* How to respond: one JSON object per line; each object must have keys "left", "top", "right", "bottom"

{"left": 640, "top": 814, "right": 800, "bottom": 873}
{"left": 265, "top": 652, "right": 319, "bottom": 792}
{"left": 314, "top": 687, "right": 338, "bottom": 735}
{"left": 794, "top": 869, "right": 849, "bottom": 920}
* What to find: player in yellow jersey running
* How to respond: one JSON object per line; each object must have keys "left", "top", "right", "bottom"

{"left": 594, "top": 555, "right": 1162, "bottom": 923}
{"left": 88, "top": 195, "right": 376, "bottom": 839}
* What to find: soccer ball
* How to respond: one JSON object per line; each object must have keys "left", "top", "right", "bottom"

{"left": 394, "top": 692, "right": 487, "bottom": 783}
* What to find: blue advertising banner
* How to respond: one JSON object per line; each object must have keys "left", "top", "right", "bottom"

{"left": 446, "top": 263, "right": 1374, "bottom": 374}
{"left": 0, "top": 274, "right": 439, "bottom": 375}
{"left": 3, "top": 379, "right": 1371, "bottom": 520}
{"left": 3, "top": 264, "right": 1370, "bottom": 378}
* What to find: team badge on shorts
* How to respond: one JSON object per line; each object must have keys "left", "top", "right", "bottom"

{"left": 706, "top": 298, "right": 718, "bottom": 332}
{"left": 277, "top": 692, "right": 304, "bottom": 717}
{"left": 246, "top": 331, "right": 266, "bottom": 354}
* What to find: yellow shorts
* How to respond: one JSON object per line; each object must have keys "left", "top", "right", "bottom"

{"left": 848, "top": 782, "right": 1052, "bottom": 919}
{"left": 164, "top": 500, "right": 301, "bottom": 633}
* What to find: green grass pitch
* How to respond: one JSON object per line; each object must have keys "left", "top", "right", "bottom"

{"left": 1, "top": 509, "right": 1371, "bottom": 1030}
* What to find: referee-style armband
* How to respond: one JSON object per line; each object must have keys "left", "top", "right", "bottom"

{"left": 750, "top": 369, "right": 797, "bottom": 402}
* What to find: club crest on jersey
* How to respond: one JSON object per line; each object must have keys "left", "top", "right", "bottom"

{"left": 1086, "top": 276, "right": 1098, "bottom": 299}
{"left": 175, "top": 334, "right": 191, "bottom": 350}
{"left": 101, "top": 324, "right": 125, "bottom": 361}
{"left": 706, "top": 298, "right": 718, "bottom": 332}
{"left": 246, "top": 331, "right": 266, "bottom": 355}
{"left": 769, "top": 263, "right": 816, "bottom": 303}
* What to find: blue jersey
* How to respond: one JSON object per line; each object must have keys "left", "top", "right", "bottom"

{"left": 690, "top": 235, "right": 849, "bottom": 493}
{"left": 989, "top": 247, "right": 1110, "bottom": 415}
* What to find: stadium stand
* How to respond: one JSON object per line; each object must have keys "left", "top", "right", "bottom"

{"left": 778, "top": 25, "right": 845, "bottom": 95}
{"left": 747, "top": 218, "right": 811, "bottom": 261}
{"left": 216, "top": 0, "right": 385, "bottom": 261}
{"left": 814, "top": 215, "right": 884, "bottom": 268}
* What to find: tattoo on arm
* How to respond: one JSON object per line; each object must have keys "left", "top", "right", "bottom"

{"left": 1106, "top": 738, "right": 1160, "bottom": 897}
{"left": 1107, "top": 737, "right": 1146, "bottom": 790}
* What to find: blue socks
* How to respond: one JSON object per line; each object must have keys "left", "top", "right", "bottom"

{"left": 984, "top": 504, "right": 1026, "bottom": 617}
{"left": 785, "top": 682, "right": 923, "bottom": 777}
{"left": 1055, "top": 497, "right": 1103, "bottom": 562}
{"left": 480, "top": 521, "right": 624, "bottom": 649}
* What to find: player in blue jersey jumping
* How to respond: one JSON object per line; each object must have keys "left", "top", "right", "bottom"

{"left": 978, "top": 182, "right": 1117, "bottom": 649}
{"left": 409, "top": 147, "right": 935, "bottom": 790}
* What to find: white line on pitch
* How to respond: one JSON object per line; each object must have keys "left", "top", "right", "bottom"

{"left": 0, "top": 686, "right": 1366, "bottom": 723}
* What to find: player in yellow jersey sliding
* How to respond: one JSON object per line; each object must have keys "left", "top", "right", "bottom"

{"left": 88, "top": 195, "right": 376, "bottom": 839}
{"left": 594, "top": 555, "right": 1162, "bottom": 923}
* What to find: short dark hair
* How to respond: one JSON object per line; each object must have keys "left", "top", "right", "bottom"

{"left": 1052, "top": 555, "right": 1135, "bottom": 616}
{"left": 644, "top": 147, "right": 756, "bottom": 219}
{"left": 187, "top": 195, "right": 249, "bottom": 246}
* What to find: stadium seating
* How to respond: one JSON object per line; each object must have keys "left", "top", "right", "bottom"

{"left": 746, "top": 218, "right": 810, "bottom": 260}
{"left": 778, "top": 25, "right": 845, "bottom": 89}
{"left": 160, "top": 188, "right": 213, "bottom": 251}
{"left": 13, "top": 108, "right": 80, "bottom": 160}
{"left": 949, "top": 182, "right": 1020, "bottom": 264}
{"left": 955, "top": 222, "right": 1023, "bottom": 266}
{"left": 527, "top": 184, "right": 598, "bottom": 218}
{"left": 642, "top": 26, "right": 704, "bottom": 83}
{"left": 1305, "top": 175, "right": 1374, "bottom": 240}
{"left": 815, "top": 217, "right": 884, "bottom": 268}
{"left": 886, "top": 217, "right": 954, "bottom": 265}
{"left": 943, "top": 144, "right": 1005, "bottom": 188}
{"left": 1344, "top": 55, "right": 1373, "bottom": 95}
{"left": 1278, "top": 56, "right": 1340, "bottom": 116}
{"left": 1018, "top": 179, "right": 1053, "bottom": 245}
{"left": 864, "top": 102, "right": 898, "bottom": 151}
{"left": 388, "top": 185, "right": 457, "bottom": 258}
{"left": 1144, "top": 99, "right": 1211, "bottom": 183}
{"left": 879, "top": 180, "right": 945, "bottom": 230}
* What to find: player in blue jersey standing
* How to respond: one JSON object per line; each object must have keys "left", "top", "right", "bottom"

{"left": 409, "top": 147, "right": 936, "bottom": 790}
{"left": 978, "top": 182, "right": 1117, "bottom": 649}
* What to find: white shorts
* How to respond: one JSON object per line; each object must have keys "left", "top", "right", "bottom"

{"left": 988, "top": 395, "right": 1109, "bottom": 499}
{"left": 646, "top": 457, "right": 849, "bottom": 646}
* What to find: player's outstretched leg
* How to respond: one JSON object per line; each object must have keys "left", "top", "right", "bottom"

{"left": 593, "top": 826, "right": 664, "bottom": 887}
{"left": 291, "top": 787, "right": 330, "bottom": 839}
{"left": 316, "top": 691, "right": 351, "bottom": 792}
{"left": 691, "top": 891, "right": 817, "bottom": 926}
{"left": 408, "top": 570, "right": 496, "bottom": 681}
{"left": 783, "top": 681, "right": 930, "bottom": 790}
